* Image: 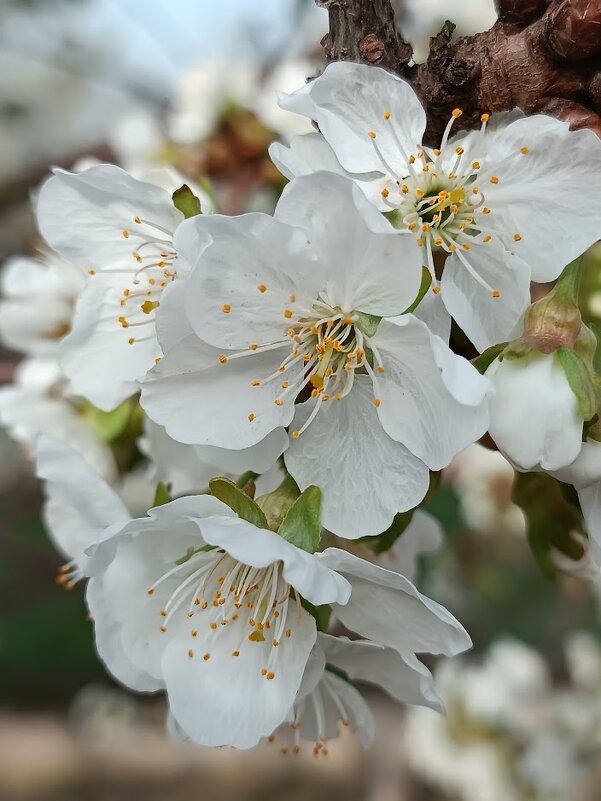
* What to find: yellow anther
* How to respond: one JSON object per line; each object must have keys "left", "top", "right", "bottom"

{"left": 159, "top": 626, "right": 167, "bottom": 633}
{"left": 492, "top": 290, "right": 501, "bottom": 298}
{"left": 520, "top": 146, "right": 529, "bottom": 155}
{"left": 249, "top": 344, "right": 258, "bottom": 350}
{"left": 416, "top": 238, "right": 425, "bottom": 248}
{"left": 452, "top": 108, "right": 463, "bottom": 118}
{"left": 514, "top": 233, "right": 522, "bottom": 242}
{"left": 222, "top": 304, "right": 231, "bottom": 313}
{"left": 147, "top": 589, "right": 155, "bottom": 596}
{"left": 192, "top": 630, "right": 198, "bottom": 637}
{"left": 401, "top": 184, "right": 409, "bottom": 194}
{"left": 248, "top": 413, "right": 255, "bottom": 422}
{"left": 483, "top": 235, "right": 492, "bottom": 243}
{"left": 490, "top": 176, "right": 499, "bottom": 184}
{"left": 422, "top": 224, "right": 430, "bottom": 233}
{"left": 283, "top": 309, "right": 293, "bottom": 319}
{"left": 455, "top": 147, "right": 464, "bottom": 156}
{"left": 434, "top": 238, "right": 443, "bottom": 246}
{"left": 122, "top": 230, "right": 129, "bottom": 238}
{"left": 415, "top": 188, "right": 424, "bottom": 197}
{"left": 87, "top": 268, "right": 96, "bottom": 276}
{"left": 257, "top": 283, "right": 267, "bottom": 293}
{"left": 368, "top": 131, "right": 377, "bottom": 139}
{"left": 433, "top": 148, "right": 441, "bottom": 156}
{"left": 274, "top": 399, "right": 283, "bottom": 406}
{"left": 203, "top": 653, "right": 211, "bottom": 661}
{"left": 483, "top": 207, "right": 491, "bottom": 214}
{"left": 134, "top": 216, "right": 141, "bottom": 224}
{"left": 266, "top": 671, "right": 275, "bottom": 680}
{"left": 128, "top": 337, "right": 135, "bottom": 345}
{"left": 219, "top": 354, "right": 228, "bottom": 364}
{"left": 292, "top": 431, "right": 300, "bottom": 439}
{"left": 210, "top": 622, "right": 217, "bottom": 630}
{"left": 462, "top": 243, "right": 471, "bottom": 251}
{"left": 481, "top": 113, "right": 490, "bottom": 122}
{"left": 141, "top": 300, "right": 159, "bottom": 314}
{"left": 289, "top": 294, "right": 297, "bottom": 303}
{"left": 432, "top": 286, "right": 441, "bottom": 295}
{"left": 472, "top": 161, "right": 481, "bottom": 170}
{"left": 381, "top": 188, "right": 390, "bottom": 199}
{"left": 232, "top": 651, "right": 240, "bottom": 657}
{"left": 281, "top": 381, "right": 289, "bottom": 389}
{"left": 383, "top": 110, "right": 391, "bottom": 120}
{"left": 373, "top": 398, "right": 381, "bottom": 407}
{"left": 251, "top": 379, "right": 261, "bottom": 386}
{"left": 188, "top": 650, "right": 193, "bottom": 658}
{"left": 408, "top": 223, "right": 417, "bottom": 231}
{"left": 119, "top": 299, "right": 126, "bottom": 307}
{"left": 409, "top": 155, "right": 416, "bottom": 164}
{"left": 448, "top": 244, "right": 457, "bottom": 252}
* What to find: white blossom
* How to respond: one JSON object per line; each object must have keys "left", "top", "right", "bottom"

{"left": 272, "top": 62, "right": 601, "bottom": 350}
{"left": 141, "top": 172, "right": 491, "bottom": 537}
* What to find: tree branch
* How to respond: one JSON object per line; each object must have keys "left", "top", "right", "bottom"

{"left": 318, "top": 0, "right": 601, "bottom": 144}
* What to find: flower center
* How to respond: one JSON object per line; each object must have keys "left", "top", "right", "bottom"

{"left": 219, "top": 298, "right": 385, "bottom": 438}
{"left": 368, "top": 108, "right": 525, "bottom": 298}
{"left": 147, "top": 549, "right": 297, "bottom": 681}
{"left": 87, "top": 215, "right": 177, "bottom": 349}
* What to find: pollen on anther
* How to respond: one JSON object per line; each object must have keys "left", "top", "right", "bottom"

{"left": 483, "top": 207, "right": 491, "bottom": 215}
{"left": 249, "top": 344, "right": 258, "bottom": 351}
{"left": 88, "top": 269, "right": 96, "bottom": 276}
{"left": 219, "top": 354, "right": 228, "bottom": 364}
{"left": 122, "top": 230, "right": 129, "bottom": 238}
{"left": 292, "top": 431, "right": 300, "bottom": 439}
{"left": 251, "top": 380, "right": 261, "bottom": 387}
{"left": 232, "top": 651, "right": 240, "bottom": 657}
{"left": 462, "top": 244, "right": 471, "bottom": 251}
{"left": 520, "top": 147, "right": 529, "bottom": 155}
{"left": 455, "top": 147, "right": 464, "bottom": 156}
{"left": 472, "top": 161, "right": 481, "bottom": 170}
{"left": 257, "top": 284, "right": 267, "bottom": 293}
{"left": 134, "top": 215, "right": 141, "bottom": 224}
{"left": 160, "top": 626, "right": 167, "bottom": 633}
{"left": 432, "top": 286, "right": 441, "bottom": 295}
{"left": 452, "top": 108, "right": 463, "bottom": 118}
{"left": 192, "top": 630, "right": 198, "bottom": 637}
{"left": 266, "top": 671, "right": 275, "bottom": 680}
{"left": 483, "top": 235, "right": 492, "bottom": 243}
{"left": 222, "top": 304, "right": 231, "bottom": 314}
{"left": 383, "top": 110, "right": 391, "bottom": 120}
{"left": 128, "top": 337, "right": 135, "bottom": 345}
{"left": 481, "top": 113, "right": 490, "bottom": 122}
{"left": 283, "top": 309, "right": 293, "bottom": 319}
{"left": 513, "top": 233, "right": 522, "bottom": 242}
{"left": 368, "top": 131, "right": 377, "bottom": 139}
{"left": 147, "top": 589, "right": 155, "bottom": 596}
{"left": 274, "top": 399, "right": 283, "bottom": 407}
{"left": 289, "top": 294, "right": 297, "bottom": 303}
{"left": 188, "top": 650, "right": 194, "bottom": 658}
{"left": 490, "top": 176, "right": 499, "bottom": 185}
{"left": 203, "top": 653, "right": 211, "bottom": 661}
{"left": 248, "top": 413, "right": 255, "bottom": 422}
{"left": 285, "top": 628, "right": 292, "bottom": 638}
{"left": 492, "top": 290, "right": 501, "bottom": 298}
{"left": 210, "top": 622, "right": 217, "bottom": 630}
{"left": 373, "top": 399, "right": 381, "bottom": 407}
{"left": 381, "top": 188, "right": 389, "bottom": 199}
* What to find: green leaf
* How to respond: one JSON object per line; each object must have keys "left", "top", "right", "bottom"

{"left": 172, "top": 184, "right": 202, "bottom": 218}
{"left": 277, "top": 485, "right": 322, "bottom": 553}
{"left": 354, "top": 311, "right": 381, "bottom": 337}
{"left": 256, "top": 473, "right": 300, "bottom": 531}
{"left": 152, "top": 481, "right": 172, "bottom": 508}
{"left": 358, "top": 510, "right": 414, "bottom": 554}
{"left": 209, "top": 477, "right": 268, "bottom": 529}
{"left": 557, "top": 348, "right": 597, "bottom": 421}
{"left": 471, "top": 342, "right": 508, "bottom": 374}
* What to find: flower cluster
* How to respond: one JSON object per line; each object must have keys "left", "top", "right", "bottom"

{"left": 4, "top": 60, "right": 601, "bottom": 752}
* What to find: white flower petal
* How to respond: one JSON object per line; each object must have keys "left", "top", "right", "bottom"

{"left": 36, "top": 435, "right": 128, "bottom": 569}
{"left": 284, "top": 375, "right": 429, "bottom": 539}
{"left": 140, "top": 334, "right": 298, "bottom": 449}
{"left": 275, "top": 172, "right": 422, "bottom": 315}
{"left": 281, "top": 62, "right": 426, "bottom": 176}
{"left": 482, "top": 114, "right": 601, "bottom": 282}
{"left": 162, "top": 597, "right": 316, "bottom": 748}
{"left": 319, "top": 548, "right": 472, "bottom": 657}
{"left": 195, "top": 427, "right": 288, "bottom": 474}
{"left": 549, "top": 439, "right": 601, "bottom": 490}
{"left": 319, "top": 633, "right": 442, "bottom": 712}
{"left": 180, "top": 212, "right": 320, "bottom": 350}
{"left": 441, "top": 245, "right": 531, "bottom": 352}
{"left": 36, "top": 164, "right": 182, "bottom": 271}
{"left": 373, "top": 316, "right": 491, "bottom": 470}
{"left": 486, "top": 353, "right": 582, "bottom": 471}
{"left": 379, "top": 510, "right": 443, "bottom": 583}
{"left": 411, "top": 288, "right": 452, "bottom": 342}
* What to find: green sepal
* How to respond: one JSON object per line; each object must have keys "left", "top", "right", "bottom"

{"left": 557, "top": 348, "right": 597, "bottom": 421}
{"left": 172, "top": 184, "right": 202, "bottom": 218}
{"left": 208, "top": 477, "right": 268, "bottom": 529}
{"left": 152, "top": 481, "right": 172, "bottom": 508}
{"left": 80, "top": 398, "right": 135, "bottom": 442}
{"left": 277, "top": 486, "right": 322, "bottom": 553}
{"left": 403, "top": 267, "right": 432, "bottom": 315}
{"left": 301, "top": 598, "right": 332, "bottom": 632}
{"left": 358, "top": 510, "right": 414, "bottom": 554}
{"left": 354, "top": 311, "right": 381, "bottom": 338}
{"left": 513, "top": 472, "right": 585, "bottom": 580}
{"left": 256, "top": 473, "right": 300, "bottom": 531}
{"left": 471, "top": 342, "right": 508, "bottom": 375}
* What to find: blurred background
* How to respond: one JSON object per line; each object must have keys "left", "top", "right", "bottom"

{"left": 2, "top": 1, "right": 601, "bottom": 799}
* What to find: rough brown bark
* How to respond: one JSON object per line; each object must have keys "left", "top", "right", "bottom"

{"left": 317, "top": 0, "right": 601, "bottom": 145}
